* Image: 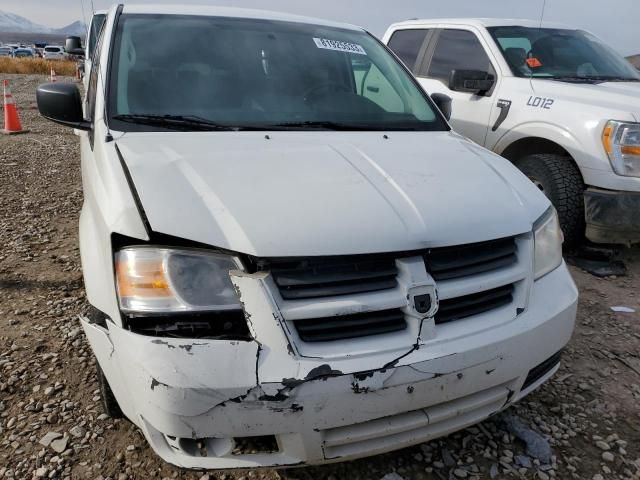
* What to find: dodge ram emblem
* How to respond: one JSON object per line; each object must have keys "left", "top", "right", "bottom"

{"left": 408, "top": 285, "right": 439, "bottom": 318}
{"left": 414, "top": 294, "right": 432, "bottom": 314}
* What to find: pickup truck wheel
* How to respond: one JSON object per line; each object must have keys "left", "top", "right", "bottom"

{"left": 97, "top": 364, "right": 124, "bottom": 418}
{"left": 515, "top": 154, "right": 585, "bottom": 246}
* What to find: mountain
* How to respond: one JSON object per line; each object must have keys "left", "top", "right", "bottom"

{"left": 0, "top": 10, "right": 51, "bottom": 33}
{"left": 0, "top": 10, "right": 86, "bottom": 35}
{"left": 628, "top": 55, "right": 640, "bottom": 70}
{"left": 55, "top": 21, "right": 87, "bottom": 36}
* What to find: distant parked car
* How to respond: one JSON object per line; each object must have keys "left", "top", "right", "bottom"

{"left": 0, "top": 47, "right": 13, "bottom": 57}
{"left": 43, "top": 46, "right": 67, "bottom": 60}
{"left": 14, "top": 48, "right": 34, "bottom": 58}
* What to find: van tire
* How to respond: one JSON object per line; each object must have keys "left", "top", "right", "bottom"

{"left": 515, "top": 153, "right": 585, "bottom": 246}
{"left": 97, "top": 364, "right": 124, "bottom": 419}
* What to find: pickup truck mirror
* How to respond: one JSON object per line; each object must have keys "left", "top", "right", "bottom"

{"left": 65, "top": 36, "right": 84, "bottom": 56}
{"left": 36, "top": 83, "right": 91, "bottom": 131}
{"left": 431, "top": 93, "right": 452, "bottom": 121}
{"left": 66, "top": 48, "right": 85, "bottom": 57}
{"left": 449, "top": 69, "right": 495, "bottom": 95}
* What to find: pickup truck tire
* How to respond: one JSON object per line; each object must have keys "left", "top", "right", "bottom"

{"left": 515, "top": 154, "right": 585, "bottom": 246}
{"left": 97, "top": 364, "right": 124, "bottom": 418}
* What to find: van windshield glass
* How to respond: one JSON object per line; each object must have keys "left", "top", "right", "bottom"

{"left": 488, "top": 26, "right": 640, "bottom": 83}
{"left": 108, "top": 14, "right": 447, "bottom": 132}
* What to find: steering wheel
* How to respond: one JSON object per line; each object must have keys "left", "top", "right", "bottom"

{"left": 303, "top": 82, "right": 351, "bottom": 103}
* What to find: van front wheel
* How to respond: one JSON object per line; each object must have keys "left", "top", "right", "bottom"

{"left": 97, "top": 364, "right": 124, "bottom": 419}
{"left": 516, "top": 153, "right": 585, "bottom": 246}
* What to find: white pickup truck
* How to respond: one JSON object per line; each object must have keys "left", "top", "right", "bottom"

{"left": 384, "top": 19, "right": 640, "bottom": 246}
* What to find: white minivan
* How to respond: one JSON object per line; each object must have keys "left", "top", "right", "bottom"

{"left": 384, "top": 19, "right": 640, "bottom": 246}
{"left": 43, "top": 45, "right": 67, "bottom": 60}
{"left": 36, "top": 5, "right": 577, "bottom": 470}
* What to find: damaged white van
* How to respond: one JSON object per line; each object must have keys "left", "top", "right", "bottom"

{"left": 36, "top": 5, "right": 578, "bottom": 470}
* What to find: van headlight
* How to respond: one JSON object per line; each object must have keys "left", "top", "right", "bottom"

{"left": 115, "top": 247, "right": 242, "bottom": 314}
{"left": 602, "top": 120, "right": 640, "bottom": 177}
{"left": 533, "top": 208, "right": 563, "bottom": 280}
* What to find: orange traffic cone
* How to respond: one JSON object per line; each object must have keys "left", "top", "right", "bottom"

{"left": 50, "top": 68, "right": 57, "bottom": 82}
{"left": 2, "top": 80, "right": 27, "bottom": 135}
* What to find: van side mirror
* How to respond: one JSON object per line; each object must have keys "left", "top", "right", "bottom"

{"left": 431, "top": 93, "right": 452, "bottom": 121}
{"left": 36, "top": 83, "right": 91, "bottom": 130}
{"left": 449, "top": 69, "right": 495, "bottom": 95}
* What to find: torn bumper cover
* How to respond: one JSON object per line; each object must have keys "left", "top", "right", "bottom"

{"left": 81, "top": 265, "right": 577, "bottom": 469}
{"left": 585, "top": 187, "right": 640, "bottom": 245}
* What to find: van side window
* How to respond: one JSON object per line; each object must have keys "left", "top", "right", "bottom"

{"left": 387, "top": 29, "right": 429, "bottom": 71}
{"left": 88, "top": 14, "right": 107, "bottom": 60}
{"left": 425, "top": 29, "right": 494, "bottom": 82}
{"left": 87, "top": 25, "right": 105, "bottom": 121}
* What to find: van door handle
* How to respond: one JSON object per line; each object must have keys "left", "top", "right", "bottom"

{"left": 366, "top": 86, "right": 380, "bottom": 93}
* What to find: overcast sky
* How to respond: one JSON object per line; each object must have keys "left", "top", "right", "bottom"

{"left": 3, "top": 0, "right": 639, "bottom": 55}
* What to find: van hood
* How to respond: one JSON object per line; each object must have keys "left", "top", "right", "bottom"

{"left": 531, "top": 79, "right": 640, "bottom": 119}
{"left": 116, "top": 131, "right": 548, "bottom": 257}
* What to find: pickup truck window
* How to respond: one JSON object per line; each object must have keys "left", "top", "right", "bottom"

{"left": 387, "top": 29, "right": 429, "bottom": 70}
{"left": 108, "top": 15, "right": 447, "bottom": 132}
{"left": 488, "top": 26, "right": 640, "bottom": 82}
{"left": 426, "top": 29, "right": 494, "bottom": 82}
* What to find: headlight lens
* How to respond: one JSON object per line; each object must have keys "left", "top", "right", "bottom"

{"left": 115, "top": 247, "right": 242, "bottom": 313}
{"left": 602, "top": 120, "right": 640, "bottom": 177}
{"left": 534, "top": 208, "right": 563, "bottom": 280}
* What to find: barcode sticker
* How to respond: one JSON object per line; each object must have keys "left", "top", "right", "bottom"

{"left": 313, "top": 38, "right": 367, "bottom": 55}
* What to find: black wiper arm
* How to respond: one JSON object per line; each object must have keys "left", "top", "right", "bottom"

{"left": 586, "top": 76, "right": 640, "bottom": 82}
{"left": 548, "top": 75, "right": 640, "bottom": 84}
{"left": 548, "top": 76, "right": 605, "bottom": 84}
{"left": 268, "top": 120, "right": 369, "bottom": 131}
{"left": 112, "top": 114, "right": 237, "bottom": 131}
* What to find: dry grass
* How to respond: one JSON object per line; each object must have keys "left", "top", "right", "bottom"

{"left": 0, "top": 57, "right": 78, "bottom": 76}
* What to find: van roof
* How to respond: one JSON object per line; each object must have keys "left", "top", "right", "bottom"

{"left": 121, "top": 4, "right": 363, "bottom": 32}
{"left": 388, "top": 18, "right": 574, "bottom": 31}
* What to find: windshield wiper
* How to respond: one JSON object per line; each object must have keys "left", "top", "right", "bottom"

{"left": 585, "top": 76, "right": 640, "bottom": 82}
{"left": 268, "top": 120, "right": 427, "bottom": 131}
{"left": 268, "top": 120, "right": 375, "bottom": 131}
{"left": 546, "top": 75, "right": 640, "bottom": 84}
{"left": 545, "top": 76, "right": 606, "bottom": 84}
{"left": 112, "top": 114, "right": 241, "bottom": 131}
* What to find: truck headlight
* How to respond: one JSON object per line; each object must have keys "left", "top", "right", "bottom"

{"left": 115, "top": 247, "right": 242, "bottom": 314}
{"left": 602, "top": 120, "right": 640, "bottom": 177}
{"left": 534, "top": 208, "right": 563, "bottom": 280}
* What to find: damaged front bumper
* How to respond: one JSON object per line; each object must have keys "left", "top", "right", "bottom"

{"left": 81, "top": 264, "right": 577, "bottom": 469}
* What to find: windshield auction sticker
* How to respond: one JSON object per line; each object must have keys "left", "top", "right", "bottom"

{"left": 313, "top": 38, "right": 367, "bottom": 55}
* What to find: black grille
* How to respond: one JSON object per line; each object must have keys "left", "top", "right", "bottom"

{"left": 294, "top": 309, "right": 406, "bottom": 342}
{"left": 425, "top": 237, "right": 517, "bottom": 281}
{"left": 435, "top": 284, "right": 514, "bottom": 324}
{"left": 259, "top": 257, "right": 398, "bottom": 300}
{"left": 523, "top": 350, "right": 562, "bottom": 390}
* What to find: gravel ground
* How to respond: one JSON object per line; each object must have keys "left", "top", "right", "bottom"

{"left": 1, "top": 73, "right": 640, "bottom": 480}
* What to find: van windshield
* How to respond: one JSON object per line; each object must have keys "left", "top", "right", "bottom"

{"left": 488, "top": 26, "right": 640, "bottom": 83}
{"left": 108, "top": 14, "right": 447, "bottom": 132}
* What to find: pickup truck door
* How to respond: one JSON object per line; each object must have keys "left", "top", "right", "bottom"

{"left": 414, "top": 28, "right": 498, "bottom": 147}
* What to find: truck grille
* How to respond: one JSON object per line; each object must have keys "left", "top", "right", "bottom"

{"left": 424, "top": 237, "right": 517, "bottom": 281}
{"left": 294, "top": 309, "right": 406, "bottom": 342}
{"left": 435, "top": 284, "right": 514, "bottom": 324}
{"left": 258, "top": 256, "right": 398, "bottom": 300}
